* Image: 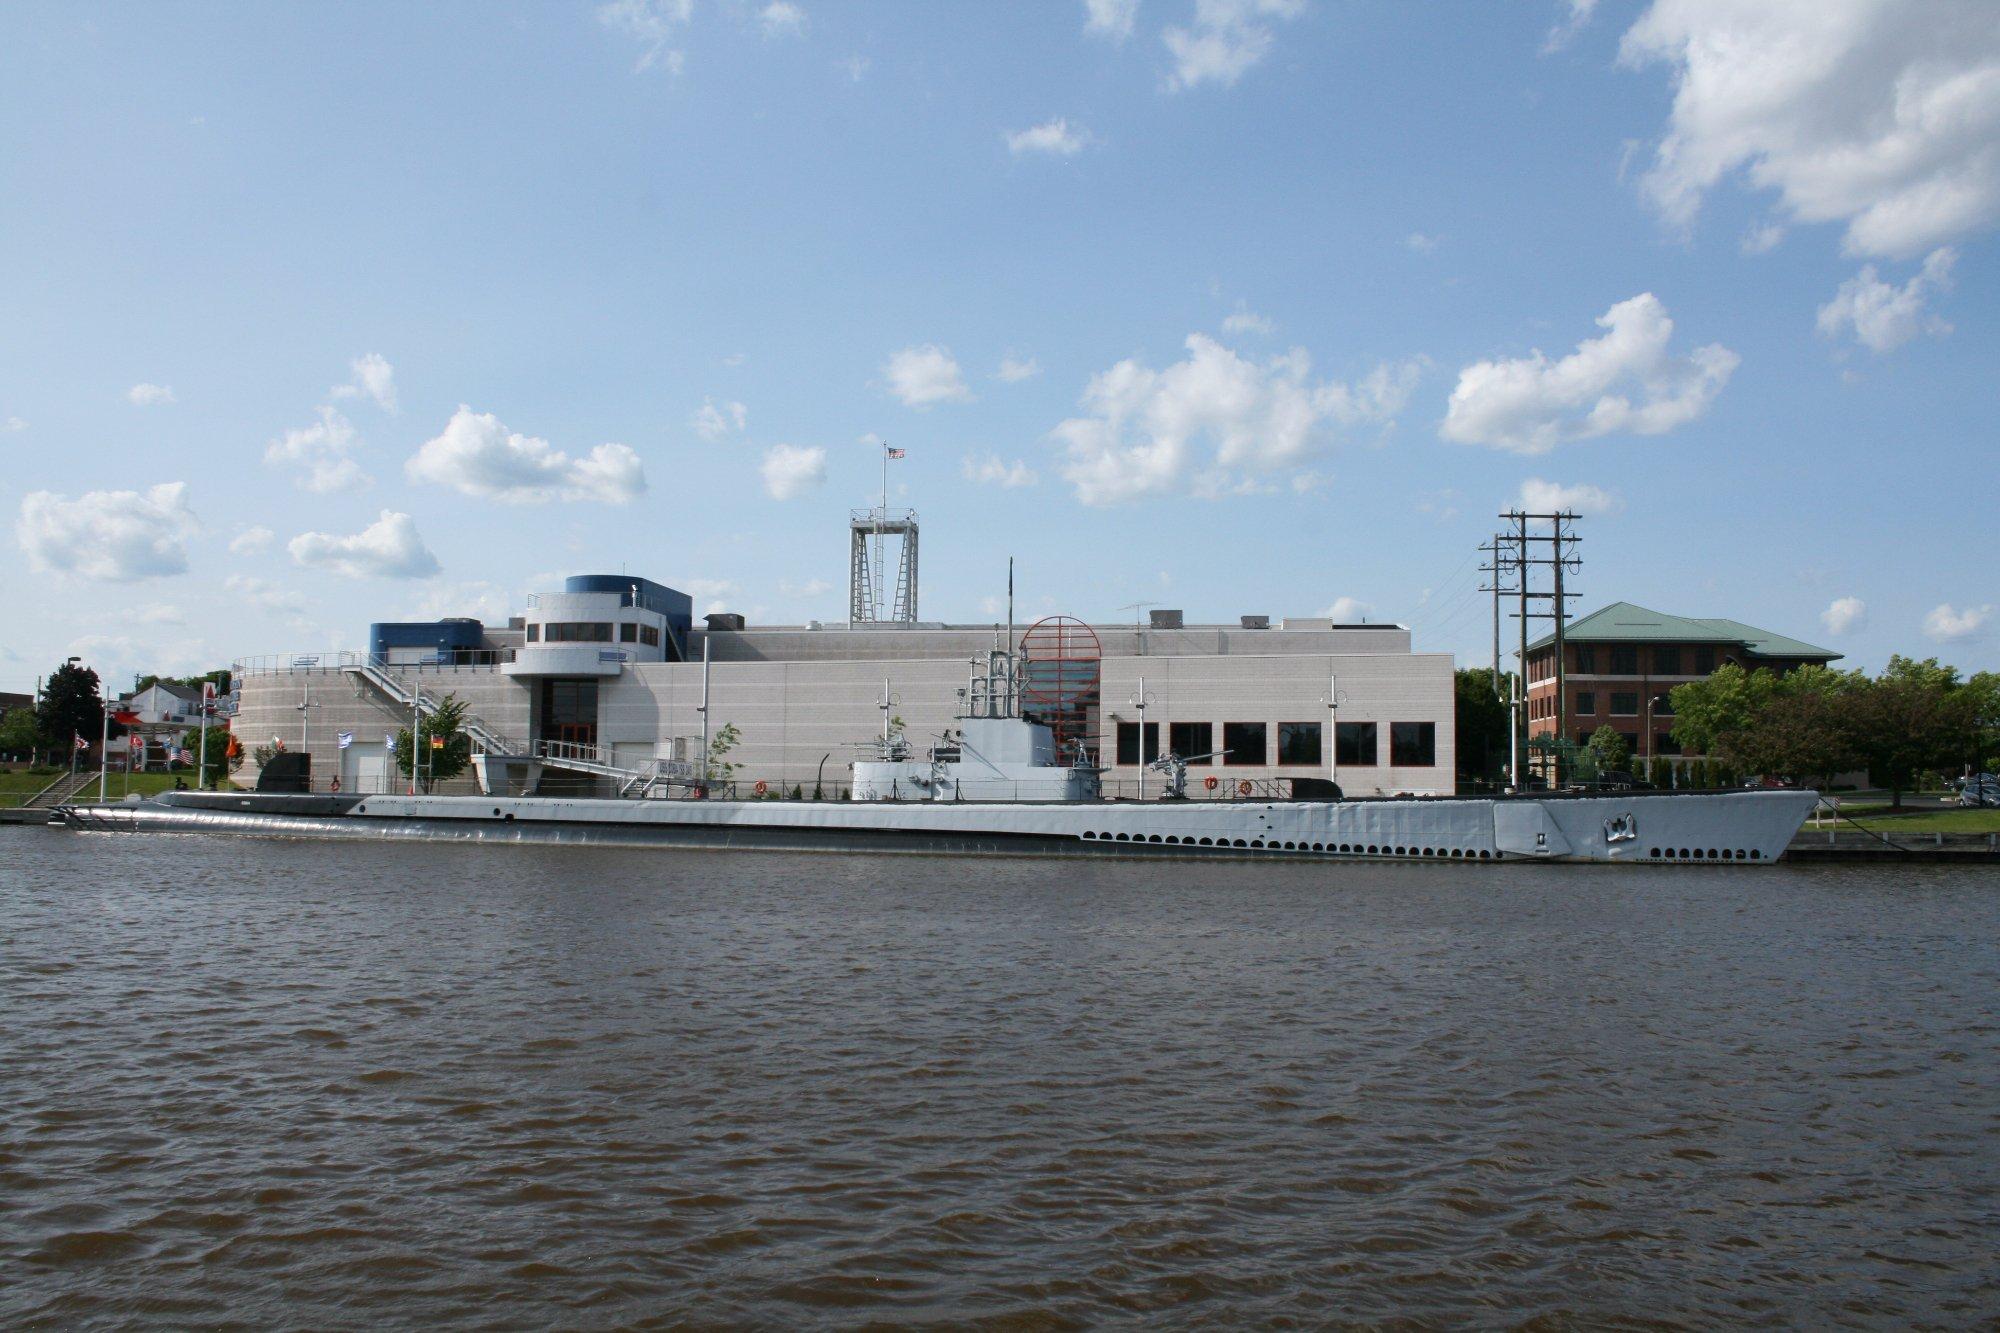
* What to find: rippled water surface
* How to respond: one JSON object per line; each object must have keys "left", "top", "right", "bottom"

{"left": 3, "top": 829, "right": 1997, "bottom": 1327}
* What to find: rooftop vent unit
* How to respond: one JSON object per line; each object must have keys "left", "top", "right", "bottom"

{"left": 705, "top": 612, "right": 746, "bottom": 631}
{"left": 1239, "top": 614, "right": 1270, "bottom": 629}
{"left": 1281, "top": 617, "right": 1335, "bottom": 630}
{"left": 1148, "top": 608, "right": 1184, "bottom": 629}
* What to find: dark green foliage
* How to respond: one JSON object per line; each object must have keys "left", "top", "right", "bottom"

{"left": 1586, "top": 724, "right": 1628, "bottom": 775}
{"left": 1453, "top": 668, "right": 1512, "bottom": 784}
{"left": 394, "top": 694, "right": 473, "bottom": 792}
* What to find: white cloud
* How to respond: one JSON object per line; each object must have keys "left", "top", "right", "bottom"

{"left": 1053, "top": 333, "right": 1423, "bottom": 505}
{"left": 883, "top": 344, "right": 974, "bottom": 407}
{"left": 1404, "top": 231, "right": 1440, "bottom": 253}
{"left": 691, "top": 397, "right": 748, "bottom": 440}
{"left": 997, "top": 353, "right": 1041, "bottom": 383}
{"left": 330, "top": 352, "right": 397, "bottom": 412}
{"left": 597, "top": 0, "right": 691, "bottom": 73}
{"left": 229, "top": 525, "right": 275, "bottom": 556}
{"left": 1741, "top": 221, "right": 1786, "bottom": 255}
{"left": 1821, "top": 596, "right": 1867, "bottom": 634}
{"left": 1619, "top": 0, "right": 2000, "bottom": 259}
{"left": 1221, "top": 303, "right": 1274, "bottom": 336}
{"left": 127, "top": 382, "right": 176, "bottom": 406}
{"left": 1923, "top": 602, "right": 1991, "bottom": 642}
{"left": 407, "top": 406, "right": 646, "bottom": 504}
{"left": 226, "top": 574, "right": 307, "bottom": 616}
{"left": 839, "top": 55, "right": 869, "bottom": 82}
{"left": 402, "top": 581, "right": 514, "bottom": 624}
{"left": 17, "top": 482, "right": 198, "bottom": 581}
{"left": 680, "top": 578, "right": 737, "bottom": 600}
{"left": 1323, "top": 596, "right": 1371, "bottom": 622}
{"left": 3, "top": 415, "right": 27, "bottom": 433}
{"left": 962, "top": 452, "right": 1039, "bottom": 488}
{"left": 759, "top": 1, "right": 806, "bottom": 37}
{"left": 133, "top": 603, "right": 186, "bottom": 626}
{"left": 1816, "top": 248, "right": 1956, "bottom": 354}
{"left": 1006, "top": 118, "right": 1092, "bottom": 156}
{"left": 288, "top": 510, "right": 441, "bottom": 580}
{"left": 265, "top": 405, "right": 371, "bottom": 493}
{"left": 1163, "top": 0, "right": 1305, "bottom": 92}
{"left": 1517, "top": 478, "right": 1623, "bottom": 515}
{"left": 1543, "top": 0, "right": 1597, "bottom": 53}
{"left": 1085, "top": 0, "right": 1139, "bottom": 42}
{"left": 1442, "top": 293, "right": 1738, "bottom": 454}
{"left": 760, "top": 443, "right": 827, "bottom": 500}
{"left": 779, "top": 577, "right": 833, "bottom": 597}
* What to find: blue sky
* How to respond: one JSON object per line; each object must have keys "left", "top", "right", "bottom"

{"left": 3, "top": 0, "right": 1995, "bottom": 693}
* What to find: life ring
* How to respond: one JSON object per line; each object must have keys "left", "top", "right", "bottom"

{"left": 1237, "top": 779, "right": 1252, "bottom": 797}
{"left": 1203, "top": 775, "right": 1218, "bottom": 791}
{"left": 329, "top": 776, "right": 341, "bottom": 792}
{"left": 754, "top": 779, "right": 768, "bottom": 796}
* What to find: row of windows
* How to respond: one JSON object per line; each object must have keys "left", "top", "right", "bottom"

{"left": 1565, "top": 729, "right": 1682, "bottom": 756}
{"left": 1533, "top": 690, "right": 1678, "bottom": 721}
{"left": 526, "top": 621, "right": 661, "bottom": 647}
{"left": 1572, "top": 645, "right": 1716, "bottom": 676}
{"left": 1113, "top": 720, "right": 1436, "bottom": 768}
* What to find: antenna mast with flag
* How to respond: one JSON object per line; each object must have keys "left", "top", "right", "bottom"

{"left": 848, "top": 439, "right": 919, "bottom": 626}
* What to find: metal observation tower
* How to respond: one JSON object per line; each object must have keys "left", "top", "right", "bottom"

{"left": 849, "top": 441, "right": 919, "bottom": 625}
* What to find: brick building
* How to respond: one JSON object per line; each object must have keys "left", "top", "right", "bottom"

{"left": 1525, "top": 601, "right": 1839, "bottom": 765}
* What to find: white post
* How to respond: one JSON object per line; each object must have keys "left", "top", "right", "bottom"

{"left": 98, "top": 701, "right": 109, "bottom": 803}
{"left": 1328, "top": 671, "right": 1339, "bottom": 791}
{"left": 1133, "top": 674, "right": 1148, "bottom": 802}
{"left": 409, "top": 684, "right": 421, "bottom": 795}
{"left": 698, "top": 634, "right": 712, "bottom": 791}
{"left": 1507, "top": 672, "right": 1520, "bottom": 794}
{"left": 880, "top": 678, "right": 891, "bottom": 748}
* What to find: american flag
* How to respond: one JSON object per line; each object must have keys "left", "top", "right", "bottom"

{"left": 73, "top": 734, "right": 89, "bottom": 752}
{"left": 885, "top": 447, "right": 905, "bottom": 459}
{"left": 176, "top": 747, "right": 194, "bottom": 765}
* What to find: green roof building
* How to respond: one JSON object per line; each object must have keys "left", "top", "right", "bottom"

{"left": 1525, "top": 601, "right": 1839, "bottom": 761}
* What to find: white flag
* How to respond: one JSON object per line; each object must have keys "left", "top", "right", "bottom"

{"left": 337, "top": 730, "right": 354, "bottom": 750}
{"left": 385, "top": 732, "right": 397, "bottom": 753}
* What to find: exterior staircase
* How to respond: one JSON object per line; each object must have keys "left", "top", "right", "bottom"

{"left": 21, "top": 768, "right": 100, "bottom": 809}
{"left": 338, "top": 655, "right": 516, "bottom": 756}
{"left": 531, "top": 739, "right": 700, "bottom": 798}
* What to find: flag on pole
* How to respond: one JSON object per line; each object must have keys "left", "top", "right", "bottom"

{"left": 337, "top": 730, "right": 354, "bottom": 750}
{"left": 176, "top": 747, "right": 193, "bottom": 765}
{"left": 430, "top": 736, "right": 445, "bottom": 750}
{"left": 74, "top": 734, "right": 89, "bottom": 752}
{"left": 129, "top": 734, "right": 144, "bottom": 751}
{"left": 385, "top": 732, "right": 397, "bottom": 752}
{"left": 885, "top": 446, "right": 905, "bottom": 459}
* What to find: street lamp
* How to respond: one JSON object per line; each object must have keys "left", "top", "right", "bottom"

{"left": 1321, "top": 672, "right": 1349, "bottom": 791}
{"left": 1129, "top": 676, "right": 1155, "bottom": 801}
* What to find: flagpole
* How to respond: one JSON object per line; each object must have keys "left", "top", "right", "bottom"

{"left": 199, "top": 682, "right": 212, "bottom": 789}
{"left": 98, "top": 702, "right": 109, "bottom": 803}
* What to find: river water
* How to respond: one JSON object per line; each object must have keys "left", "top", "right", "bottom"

{"left": 2, "top": 829, "right": 1995, "bottom": 1327}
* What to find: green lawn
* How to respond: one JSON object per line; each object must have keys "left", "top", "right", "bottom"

{"left": 0, "top": 768, "right": 213, "bottom": 807}
{"left": 1830, "top": 807, "right": 2000, "bottom": 834}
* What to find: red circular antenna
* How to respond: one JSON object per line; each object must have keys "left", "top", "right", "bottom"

{"left": 1018, "top": 616, "right": 1102, "bottom": 760}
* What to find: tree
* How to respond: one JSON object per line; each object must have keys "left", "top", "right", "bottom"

{"left": 38, "top": 661, "right": 121, "bottom": 754}
{"left": 1647, "top": 754, "right": 1671, "bottom": 787}
{"left": 1586, "top": 724, "right": 1628, "bottom": 775}
{"left": 704, "top": 722, "right": 742, "bottom": 790}
{"left": 178, "top": 725, "right": 241, "bottom": 789}
{"left": 393, "top": 694, "right": 473, "bottom": 792}
{"left": 1453, "top": 667, "right": 1512, "bottom": 786}
{"left": 0, "top": 707, "right": 42, "bottom": 762}
{"left": 1843, "top": 670, "right": 1980, "bottom": 809}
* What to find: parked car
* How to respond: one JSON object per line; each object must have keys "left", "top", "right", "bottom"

{"left": 1957, "top": 773, "right": 2000, "bottom": 808}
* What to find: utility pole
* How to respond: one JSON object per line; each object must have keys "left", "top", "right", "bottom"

{"left": 1484, "top": 511, "right": 1581, "bottom": 788}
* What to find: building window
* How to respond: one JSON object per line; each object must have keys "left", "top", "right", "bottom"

{"left": 1574, "top": 645, "right": 1596, "bottom": 673}
{"left": 1619, "top": 731, "right": 1640, "bottom": 756}
{"left": 1336, "top": 721, "right": 1377, "bottom": 766}
{"left": 1277, "top": 722, "right": 1322, "bottom": 766}
{"left": 1169, "top": 721, "right": 1213, "bottom": 764}
{"left": 1389, "top": 722, "right": 1435, "bottom": 767}
{"left": 639, "top": 624, "right": 660, "bottom": 647}
{"left": 619, "top": 622, "right": 639, "bottom": 643}
{"left": 1652, "top": 693, "right": 1675, "bottom": 716}
{"left": 1656, "top": 733, "right": 1681, "bottom": 755}
{"left": 1694, "top": 646, "right": 1716, "bottom": 674}
{"left": 1654, "top": 646, "right": 1682, "bottom": 675}
{"left": 526, "top": 624, "right": 540, "bottom": 643}
{"left": 1610, "top": 691, "right": 1639, "bottom": 716}
{"left": 539, "top": 678, "right": 599, "bottom": 746}
{"left": 1115, "top": 722, "right": 1159, "bottom": 766}
{"left": 545, "top": 622, "right": 613, "bottom": 643}
{"left": 1222, "top": 722, "right": 1267, "bottom": 766}
{"left": 1575, "top": 690, "right": 1596, "bottom": 715}
{"left": 1608, "top": 645, "right": 1639, "bottom": 674}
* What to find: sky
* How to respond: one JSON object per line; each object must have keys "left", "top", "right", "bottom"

{"left": 2, "top": 0, "right": 1996, "bottom": 694}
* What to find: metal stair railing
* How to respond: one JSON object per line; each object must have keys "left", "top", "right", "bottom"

{"left": 532, "top": 739, "right": 701, "bottom": 798}
{"left": 24, "top": 768, "right": 101, "bottom": 808}
{"left": 336, "top": 652, "right": 517, "bottom": 756}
